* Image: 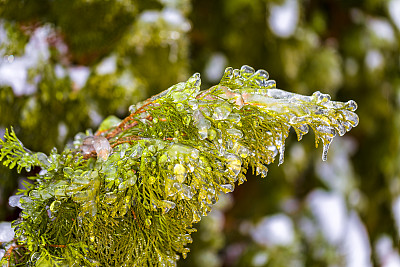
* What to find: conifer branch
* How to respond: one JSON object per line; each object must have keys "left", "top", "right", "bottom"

{"left": 0, "top": 65, "right": 358, "bottom": 266}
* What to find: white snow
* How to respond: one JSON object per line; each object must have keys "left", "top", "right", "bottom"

{"left": 204, "top": 53, "right": 228, "bottom": 83}
{"left": 0, "top": 26, "right": 51, "bottom": 96}
{"left": 162, "top": 8, "right": 191, "bottom": 32}
{"left": 308, "top": 189, "right": 347, "bottom": 244}
{"left": 139, "top": 10, "right": 160, "bottom": 23}
{"left": 89, "top": 109, "right": 103, "bottom": 126}
{"left": 96, "top": 55, "right": 117, "bottom": 75}
{"left": 368, "top": 18, "right": 395, "bottom": 42}
{"left": 375, "top": 235, "right": 400, "bottom": 267}
{"left": 342, "top": 212, "right": 372, "bottom": 267}
{"left": 252, "top": 251, "right": 269, "bottom": 266}
{"left": 54, "top": 64, "right": 66, "bottom": 78}
{"left": 345, "top": 57, "right": 359, "bottom": 76}
{"left": 57, "top": 122, "right": 68, "bottom": 143}
{"left": 0, "top": 222, "right": 15, "bottom": 243}
{"left": 365, "top": 49, "right": 384, "bottom": 70}
{"left": 392, "top": 196, "right": 400, "bottom": 236}
{"left": 250, "top": 214, "right": 295, "bottom": 246}
{"left": 388, "top": 0, "right": 400, "bottom": 31}
{"left": 268, "top": 0, "right": 299, "bottom": 38}
{"left": 139, "top": 8, "right": 190, "bottom": 32}
{"left": 315, "top": 137, "right": 357, "bottom": 193}
{"left": 69, "top": 66, "right": 90, "bottom": 89}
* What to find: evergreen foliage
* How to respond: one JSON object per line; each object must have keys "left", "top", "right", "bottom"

{"left": 0, "top": 66, "right": 358, "bottom": 266}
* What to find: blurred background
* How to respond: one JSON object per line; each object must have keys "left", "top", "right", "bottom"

{"left": 0, "top": 0, "right": 399, "bottom": 266}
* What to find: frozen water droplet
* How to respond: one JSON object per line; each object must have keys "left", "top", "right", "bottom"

{"left": 256, "top": 164, "right": 268, "bottom": 178}
{"left": 174, "top": 164, "right": 187, "bottom": 183}
{"left": 187, "top": 72, "right": 201, "bottom": 88}
{"left": 213, "top": 104, "right": 232, "bottom": 120}
{"left": 312, "top": 91, "right": 322, "bottom": 100}
{"left": 9, "top": 195, "right": 22, "bottom": 208}
{"left": 342, "top": 110, "right": 359, "bottom": 127}
{"left": 267, "top": 145, "right": 278, "bottom": 158}
{"left": 192, "top": 210, "right": 201, "bottom": 223}
{"left": 234, "top": 143, "right": 249, "bottom": 158}
{"left": 221, "top": 184, "right": 234, "bottom": 193}
{"left": 345, "top": 100, "right": 358, "bottom": 111}
{"left": 224, "top": 67, "right": 233, "bottom": 78}
{"left": 233, "top": 68, "right": 240, "bottom": 78}
{"left": 240, "top": 65, "right": 255, "bottom": 78}
{"left": 297, "top": 124, "right": 309, "bottom": 134}
{"left": 254, "top": 69, "right": 269, "bottom": 80}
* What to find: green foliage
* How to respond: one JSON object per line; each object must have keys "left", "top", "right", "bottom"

{"left": 0, "top": 66, "right": 358, "bottom": 266}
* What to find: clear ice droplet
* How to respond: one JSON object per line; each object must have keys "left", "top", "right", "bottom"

{"left": 240, "top": 65, "right": 255, "bottom": 78}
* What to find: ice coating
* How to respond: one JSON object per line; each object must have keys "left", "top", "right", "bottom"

{"left": 211, "top": 65, "right": 359, "bottom": 161}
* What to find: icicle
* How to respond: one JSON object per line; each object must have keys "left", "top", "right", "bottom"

{"left": 277, "top": 142, "right": 285, "bottom": 166}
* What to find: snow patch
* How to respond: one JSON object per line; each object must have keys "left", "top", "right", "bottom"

{"left": 204, "top": 53, "right": 228, "bottom": 83}
{"left": 343, "top": 212, "right": 372, "bottom": 267}
{"left": 365, "top": 49, "right": 384, "bottom": 70}
{"left": 368, "top": 18, "right": 395, "bottom": 42}
{"left": 250, "top": 214, "right": 295, "bottom": 246}
{"left": 0, "top": 26, "right": 51, "bottom": 95}
{"left": 392, "top": 197, "right": 400, "bottom": 236}
{"left": 96, "top": 55, "right": 117, "bottom": 75}
{"left": 69, "top": 66, "right": 90, "bottom": 89}
{"left": 388, "top": 0, "right": 400, "bottom": 31}
{"left": 308, "top": 189, "right": 347, "bottom": 244}
{"left": 268, "top": 0, "right": 299, "bottom": 38}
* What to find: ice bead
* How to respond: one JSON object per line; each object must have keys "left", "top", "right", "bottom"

{"left": 240, "top": 65, "right": 255, "bottom": 78}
